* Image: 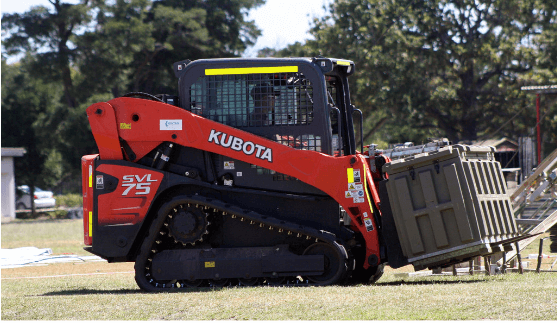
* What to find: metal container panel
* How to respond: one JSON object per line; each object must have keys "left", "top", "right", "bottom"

{"left": 382, "top": 145, "right": 519, "bottom": 269}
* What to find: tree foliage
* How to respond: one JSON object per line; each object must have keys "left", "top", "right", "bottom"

{"left": 2, "top": 0, "right": 93, "bottom": 108}
{"left": 1, "top": 57, "right": 63, "bottom": 190}
{"left": 2, "top": 0, "right": 264, "bottom": 192}
{"left": 265, "top": 0, "right": 556, "bottom": 147}
{"left": 2, "top": 0, "right": 556, "bottom": 194}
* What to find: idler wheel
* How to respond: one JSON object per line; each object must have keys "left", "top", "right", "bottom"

{"left": 238, "top": 277, "right": 260, "bottom": 286}
{"left": 303, "top": 242, "right": 347, "bottom": 285}
{"left": 208, "top": 278, "right": 229, "bottom": 287}
{"left": 180, "top": 279, "right": 203, "bottom": 288}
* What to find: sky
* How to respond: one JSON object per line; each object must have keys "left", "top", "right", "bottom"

{"left": 1, "top": 0, "right": 332, "bottom": 57}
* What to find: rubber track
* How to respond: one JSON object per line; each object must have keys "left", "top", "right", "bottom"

{"left": 134, "top": 194, "right": 351, "bottom": 291}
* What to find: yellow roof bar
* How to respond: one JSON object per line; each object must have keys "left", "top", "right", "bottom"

{"left": 336, "top": 60, "right": 351, "bottom": 66}
{"left": 205, "top": 66, "right": 298, "bottom": 76}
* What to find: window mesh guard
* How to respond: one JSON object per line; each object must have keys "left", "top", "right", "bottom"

{"left": 190, "top": 73, "right": 314, "bottom": 128}
{"left": 191, "top": 71, "right": 322, "bottom": 181}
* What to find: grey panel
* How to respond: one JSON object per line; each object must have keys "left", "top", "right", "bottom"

{"left": 382, "top": 145, "right": 520, "bottom": 269}
{"left": 443, "top": 163, "right": 474, "bottom": 242}
{"left": 394, "top": 177, "right": 425, "bottom": 255}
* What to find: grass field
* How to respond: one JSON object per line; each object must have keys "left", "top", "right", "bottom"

{"left": 2, "top": 219, "right": 557, "bottom": 320}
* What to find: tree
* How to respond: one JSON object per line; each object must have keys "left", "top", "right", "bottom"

{"left": 2, "top": 0, "right": 100, "bottom": 188}
{"left": 2, "top": 0, "right": 93, "bottom": 108}
{"left": 1, "top": 57, "right": 63, "bottom": 211}
{"left": 136, "top": 0, "right": 265, "bottom": 93}
{"left": 267, "top": 0, "right": 555, "bottom": 145}
{"left": 521, "top": 0, "right": 557, "bottom": 157}
{"left": 2, "top": 0, "right": 266, "bottom": 191}
{"left": 263, "top": 0, "right": 447, "bottom": 145}
{"left": 75, "top": 0, "right": 265, "bottom": 95}
{"left": 74, "top": 0, "right": 156, "bottom": 98}
{"left": 410, "top": 0, "right": 543, "bottom": 143}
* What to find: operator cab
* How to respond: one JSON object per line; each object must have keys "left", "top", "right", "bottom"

{"left": 166, "top": 57, "right": 356, "bottom": 196}
{"left": 173, "top": 57, "right": 357, "bottom": 157}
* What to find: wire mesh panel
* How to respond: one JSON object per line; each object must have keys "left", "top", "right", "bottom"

{"left": 190, "top": 70, "right": 327, "bottom": 183}
{"left": 274, "top": 134, "right": 322, "bottom": 152}
{"left": 189, "top": 73, "right": 314, "bottom": 128}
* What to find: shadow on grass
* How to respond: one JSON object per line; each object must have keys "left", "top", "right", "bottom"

{"left": 42, "top": 289, "right": 142, "bottom": 296}
{"left": 42, "top": 278, "right": 489, "bottom": 295}
{"left": 375, "top": 278, "right": 488, "bottom": 286}
{"left": 42, "top": 286, "right": 225, "bottom": 296}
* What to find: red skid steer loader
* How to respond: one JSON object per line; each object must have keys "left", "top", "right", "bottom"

{"left": 81, "top": 57, "right": 526, "bottom": 291}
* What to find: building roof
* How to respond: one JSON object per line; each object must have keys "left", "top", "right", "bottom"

{"left": 521, "top": 85, "right": 557, "bottom": 93}
{"left": 1, "top": 148, "right": 27, "bottom": 157}
{"left": 472, "top": 138, "right": 518, "bottom": 151}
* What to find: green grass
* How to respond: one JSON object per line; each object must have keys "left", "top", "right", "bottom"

{"left": 1, "top": 219, "right": 86, "bottom": 255}
{"left": 2, "top": 272, "right": 556, "bottom": 320}
{"left": 2, "top": 219, "right": 557, "bottom": 320}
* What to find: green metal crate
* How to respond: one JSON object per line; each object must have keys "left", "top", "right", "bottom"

{"left": 382, "top": 145, "right": 519, "bottom": 270}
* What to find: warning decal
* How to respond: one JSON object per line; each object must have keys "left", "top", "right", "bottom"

{"left": 362, "top": 212, "right": 374, "bottom": 231}
{"left": 353, "top": 169, "right": 361, "bottom": 183}
{"left": 364, "top": 218, "right": 374, "bottom": 231}
{"left": 353, "top": 197, "right": 365, "bottom": 203}
{"left": 224, "top": 161, "right": 235, "bottom": 170}
{"left": 348, "top": 183, "right": 364, "bottom": 190}
{"left": 96, "top": 175, "right": 104, "bottom": 189}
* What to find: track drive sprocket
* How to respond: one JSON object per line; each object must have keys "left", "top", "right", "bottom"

{"left": 167, "top": 204, "right": 209, "bottom": 246}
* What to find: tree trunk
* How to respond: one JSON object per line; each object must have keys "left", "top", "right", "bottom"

{"left": 30, "top": 185, "right": 36, "bottom": 218}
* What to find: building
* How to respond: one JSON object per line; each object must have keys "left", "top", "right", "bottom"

{"left": 473, "top": 137, "right": 538, "bottom": 189}
{"left": 1, "top": 148, "right": 26, "bottom": 220}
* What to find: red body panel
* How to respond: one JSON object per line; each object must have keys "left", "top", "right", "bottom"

{"left": 88, "top": 103, "right": 123, "bottom": 160}
{"left": 81, "top": 154, "right": 97, "bottom": 246}
{"left": 87, "top": 97, "right": 382, "bottom": 267}
{"left": 96, "top": 165, "right": 164, "bottom": 226}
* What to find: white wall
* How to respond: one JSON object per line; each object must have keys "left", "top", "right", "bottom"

{"left": 1, "top": 156, "right": 16, "bottom": 219}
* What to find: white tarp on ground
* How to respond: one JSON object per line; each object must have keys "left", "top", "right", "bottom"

{"left": 0, "top": 247, "right": 105, "bottom": 269}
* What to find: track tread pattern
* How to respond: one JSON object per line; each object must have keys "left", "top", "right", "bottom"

{"left": 134, "top": 195, "right": 352, "bottom": 291}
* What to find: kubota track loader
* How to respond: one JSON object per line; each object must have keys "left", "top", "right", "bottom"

{"left": 82, "top": 57, "right": 526, "bottom": 291}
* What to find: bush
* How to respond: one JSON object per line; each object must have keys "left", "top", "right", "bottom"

{"left": 55, "top": 193, "right": 82, "bottom": 208}
{"left": 14, "top": 193, "right": 83, "bottom": 220}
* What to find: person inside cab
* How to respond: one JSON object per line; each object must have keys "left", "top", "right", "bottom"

{"left": 250, "top": 83, "right": 280, "bottom": 126}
